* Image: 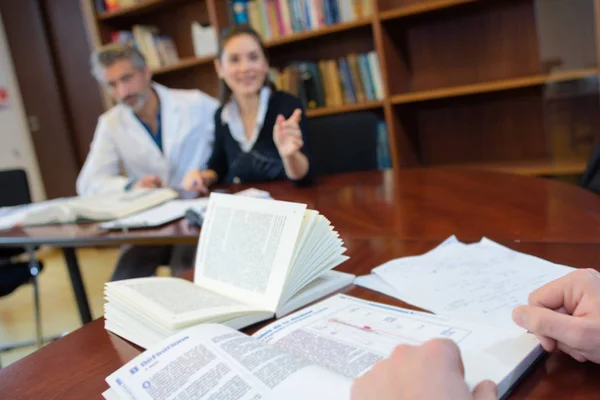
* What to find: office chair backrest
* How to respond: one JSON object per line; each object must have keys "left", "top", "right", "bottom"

{"left": 306, "top": 112, "right": 379, "bottom": 176}
{"left": 0, "top": 169, "right": 32, "bottom": 207}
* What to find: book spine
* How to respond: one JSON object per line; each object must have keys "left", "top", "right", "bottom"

{"left": 368, "top": 51, "right": 384, "bottom": 100}
{"left": 318, "top": 60, "right": 333, "bottom": 106}
{"left": 266, "top": 0, "right": 281, "bottom": 38}
{"left": 105, "top": 0, "right": 119, "bottom": 11}
{"left": 312, "top": 0, "right": 325, "bottom": 29}
{"left": 258, "top": 0, "right": 272, "bottom": 40}
{"left": 352, "top": 0, "right": 362, "bottom": 18}
{"left": 328, "top": 60, "right": 344, "bottom": 106}
{"left": 308, "top": 62, "right": 326, "bottom": 107}
{"left": 273, "top": 0, "right": 288, "bottom": 36}
{"left": 303, "top": 0, "right": 312, "bottom": 30}
{"left": 248, "top": 1, "right": 263, "bottom": 37}
{"left": 231, "top": 0, "right": 250, "bottom": 24}
{"left": 339, "top": 57, "right": 357, "bottom": 104}
{"left": 279, "top": 0, "right": 293, "bottom": 36}
{"left": 376, "top": 121, "right": 392, "bottom": 169}
{"left": 338, "top": 0, "right": 354, "bottom": 22}
{"left": 347, "top": 53, "right": 366, "bottom": 103}
{"left": 357, "top": 54, "right": 375, "bottom": 101}
{"left": 330, "top": 0, "right": 340, "bottom": 23}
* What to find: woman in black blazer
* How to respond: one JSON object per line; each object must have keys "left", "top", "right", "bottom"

{"left": 181, "top": 25, "right": 312, "bottom": 193}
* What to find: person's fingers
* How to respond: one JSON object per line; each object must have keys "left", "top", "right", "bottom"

{"left": 533, "top": 333, "right": 558, "bottom": 352}
{"left": 281, "top": 125, "right": 301, "bottom": 136}
{"left": 557, "top": 342, "right": 588, "bottom": 362}
{"left": 287, "top": 108, "right": 302, "bottom": 124}
{"left": 513, "top": 305, "right": 589, "bottom": 349}
{"left": 472, "top": 380, "right": 498, "bottom": 400}
{"left": 422, "top": 339, "right": 465, "bottom": 377}
{"left": 527, "top": 274, "right": 572, "bottom": 310}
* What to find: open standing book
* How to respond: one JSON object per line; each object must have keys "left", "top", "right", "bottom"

{"left": 104, "top": 193, "right": 353, "bottom": 348}
{"left": 104, "top": 294, "right": 542, "bottom": 400}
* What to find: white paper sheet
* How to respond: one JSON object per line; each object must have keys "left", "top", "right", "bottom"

{"left": 371, "top": 237, "right": 574, "bottom": 332}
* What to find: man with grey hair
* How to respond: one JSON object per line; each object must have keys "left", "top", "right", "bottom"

{"left": 77, "top": 43, "right": 219, "bottom": 280}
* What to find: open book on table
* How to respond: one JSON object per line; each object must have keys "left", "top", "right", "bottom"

{"left": 104, "top": 193, "right": 353, "bottom": 349}
{"left": 3, "top": 188, "right": 178, "bottom": 227}
{"left": 103, "top": 294, "right": 542, "bottom": 400}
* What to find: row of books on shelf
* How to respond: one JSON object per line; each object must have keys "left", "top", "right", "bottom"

{"left": 269, "top": 51, "right": 383, "bottom": 109}
{"left": 232, "top": 0, "right": 373, "bottom": 41}
{"left": 95, "top": 0, "right": 142, "bottom": 13}
{"left": 111, "top": 24, "right": 218, "bottom": 69}
{"left": 112, "top": 26, "right": 180, "bottom": 70}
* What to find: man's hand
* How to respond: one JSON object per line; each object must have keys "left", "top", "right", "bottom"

{"left": 273, "top": 108, "right": 304, "bottom": 158}
{"left": 133, "top": 175, "right": 162, "bottom": 189}
{"left": 351, "top": 339, "right": 497, "bottom": 400}
{"left": 513, "top": 268, "right": 600, "bottom": 363}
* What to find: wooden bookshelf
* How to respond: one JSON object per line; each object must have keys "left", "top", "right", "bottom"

{"left": 379, "top": 0, "right": 476, "bottom": 21}
{"left": 265, "top": 17, "right": 374, "bottom": 48}
{"left": 151, "top": 55, "right": 215, "bottom": 76}
{"left": 390, "top": 68, "right": 599, "bottom": 105}
{"left": 305, "top": 101, "right": 384, "bottom": 118}
{"left": 448, "top": 159, "right": 589, "bottom": 176}
{"left": 82, "top": 0, "right": 600, "bottom": 178}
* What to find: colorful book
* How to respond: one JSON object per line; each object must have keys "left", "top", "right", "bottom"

{"left": 347, "top": 53, "right": 366, "bottom": 103}
{"left": 231, "top": 0, "right": 250, "bottom": 24}
{"left": 357, "top": 54, "right": 375, "bottom": 101}
{"left": 368, "top": 51, "right": 384, "bottom": 100}
{"left": 338, "top": 58, "right": 357, "bottom": 104}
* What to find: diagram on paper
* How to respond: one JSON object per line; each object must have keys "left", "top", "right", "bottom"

{"left": 305, "top": 305, "right": 472, "bottom": 354}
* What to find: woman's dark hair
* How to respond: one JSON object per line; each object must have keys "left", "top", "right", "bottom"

{"left": 217, "top": 24, "right": 276, "bottom": 104}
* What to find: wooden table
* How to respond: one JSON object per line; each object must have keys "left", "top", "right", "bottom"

{"left": 1, "top": 239, "right": 599, "bottom": 399}
{"left": 1, "top": 169, "right": 599, "bottom": 324}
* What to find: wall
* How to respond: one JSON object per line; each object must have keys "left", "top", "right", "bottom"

{"left": 0, "top": 12, "right": 46, "bottom": 202}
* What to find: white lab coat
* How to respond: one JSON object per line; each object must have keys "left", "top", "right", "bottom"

{"left": 76, "top": 83, "right": 219, "bottom": 196}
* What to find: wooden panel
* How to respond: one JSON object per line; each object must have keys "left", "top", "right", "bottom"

{"left": 390, "top": 69, "right": 598, "bottom": 104}
{"left": 379, "top": 0, "right": 477, "bottom": 18}
{"left": 97, "top": 0, "right": 210, "bottom": 58}
{"left": 448, "top": 159, "right": 588, "bottom": 176}
{"left": 395, "top": 0, "right": 542, "bottom": 92}
{"left": 42, "top": 0, "right": 106, "bottom": 167}
{"left": 0, "top": 0, "right": 80, "bottom": 198}
{"left": 304, "top": 101, "right": 384, "bottom": 118}
{"left": 153, "top": 62, "right": 219, "bottom": 98}
{"left": 151, "top": 55, "right": 214, "bottom": 76}
{"left": 411, "top": 88, "right": 548, "bottom": 164}
{"left": 268, "top": 25, "right": 374, "bottom": 67}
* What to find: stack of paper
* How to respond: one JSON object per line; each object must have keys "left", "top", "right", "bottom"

{"left": 355, "top": 236, "right": 575, "bottom": 332}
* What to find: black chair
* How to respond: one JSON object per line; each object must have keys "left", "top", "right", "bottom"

{"left": 581, "top": 141, "right": 600, "bottom": 194}
{"left": 0, "top": 169, "right": 48, "bottom": 358}
{"left": 306, "top": 112, "right": 380, "bottom": 176}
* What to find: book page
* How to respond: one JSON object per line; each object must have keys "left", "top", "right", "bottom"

{"left": 253, "top": 294, "right": 541, "bottom": 398}
{"left": 372, "top": 237, "right": 574, "bottom": 332}
{"left": 194, "top": 193, "right": 306, "bottom": 311}
{"left": 106, "top": 278, "right": 268, "bottom": 330}
{"left": 106, "top": 323, "right": 351, "bottom": 400}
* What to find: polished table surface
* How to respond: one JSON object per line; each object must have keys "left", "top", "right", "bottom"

{"left": 1, "top": 169, "right": 600, "bottom": 398}
{"left": 1, "top": 239, "right": 599, "bottom": 399}
{"left": 1, "top": 169, "right": 600, "bottom": 246}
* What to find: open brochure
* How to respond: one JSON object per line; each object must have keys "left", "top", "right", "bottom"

{"left": 104, "top": 295, "right": 542, "bottom": 400}
{"left": 104, "top": 193, "right": 353, "bottom": 349}
{"left": 0, "top": 188, "right": 178, "bottom": 227}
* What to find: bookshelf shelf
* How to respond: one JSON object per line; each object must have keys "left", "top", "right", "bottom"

{"left": 305, "top": 101, "right": 384, "bottom": 118}
{"left": 447, "top": 159, "right": 588, "bottom": 176}
{"left": 96, "top": 0, "right": 187, "bottom": 21}
{"left": 390, "top": 68, "right": 599, "bottom": 105}
{"left": 264, "top": 17, "right": 374, "bottom": 48}
{"left": 379, "top": 0, "right": 476, "bottom": 21}
{"left": 151, "top": 55, "right": 215, "bottom": 76}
